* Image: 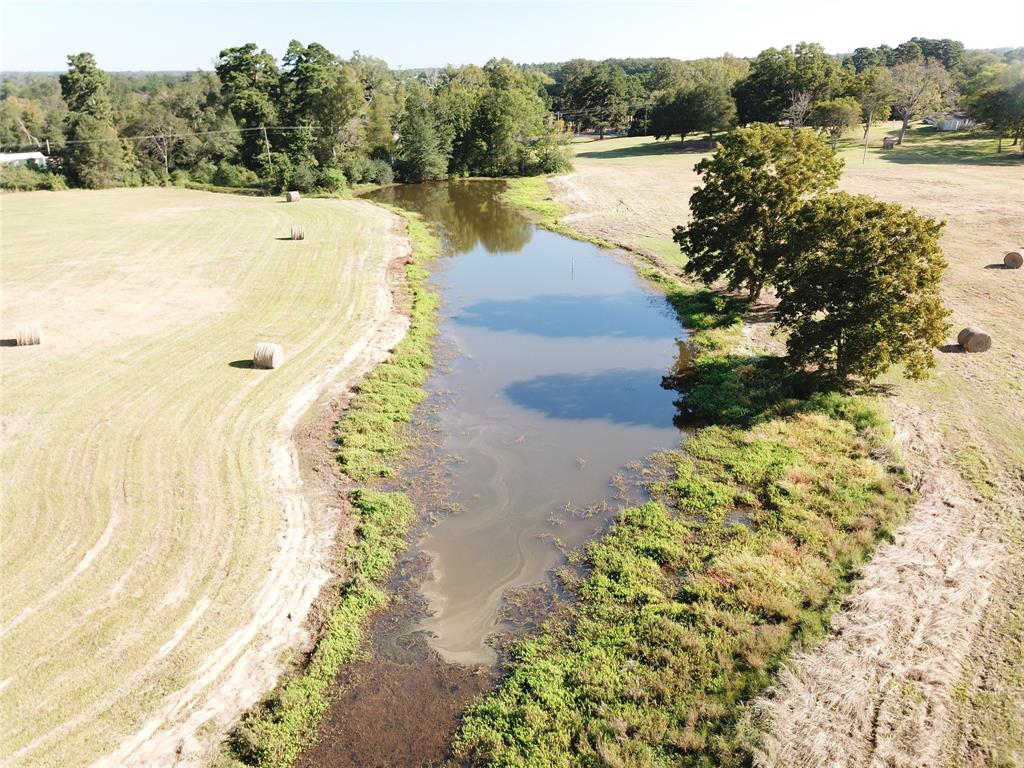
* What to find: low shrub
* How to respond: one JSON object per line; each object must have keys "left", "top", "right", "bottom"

{"left": 0, "top": 164, "right": 68, "bottom": 191}
{"left": 288, "top": 162, "right": 317, "bottom": 193}
{"left": 213, "top": 160, "right": 260, "bottom": 188}
{"left": 317, "top": 167, "right": 347, "bottom": 194}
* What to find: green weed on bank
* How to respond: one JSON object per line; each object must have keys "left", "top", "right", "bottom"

{"left": 455, "top": 392, "right": 909, "bottom": 767}
{"left": 335, "top": 210, "right": 440, "bottom": 479}
{"left": 224, "top": 208, "right": 440, "bottom": 768}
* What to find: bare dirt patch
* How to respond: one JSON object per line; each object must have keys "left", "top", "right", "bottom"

{"left": 296, "top": 549, "right": 496, "bottom": 768}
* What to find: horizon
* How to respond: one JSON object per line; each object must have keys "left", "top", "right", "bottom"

{"left": 2, "top": 0, "right": 1021, "bottom": 73}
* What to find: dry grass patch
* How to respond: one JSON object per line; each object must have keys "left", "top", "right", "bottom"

{"left": 0, "top": 187, "right": 408, "bottom": 767}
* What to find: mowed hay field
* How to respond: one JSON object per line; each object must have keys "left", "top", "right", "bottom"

{"left": 0, "top": 188, "right": 407, "bottom": 767}
{"left": 545, "top": 126, "right": 1024, "bottom": 765}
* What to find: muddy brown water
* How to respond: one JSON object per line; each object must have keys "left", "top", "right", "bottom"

{"left": 300, "top": 180, "right": 686, "bottom": 767}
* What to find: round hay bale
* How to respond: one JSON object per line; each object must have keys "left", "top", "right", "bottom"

{"left": 253, "top": 342, "right": 284, "bottom": 369}
{"left": 958, "top": 327, "right": 991, "bottom": 353}
{"left": 15, "top": 322, "right": 41, "bottom": 346}
{"left": 1004, "top": 251, "right": 1023, "bottom": 269}
{"left": 290, "top": 226, "right": 305, "bottom": 241}
{"left": 285, "top": 191, "right": 301, "bottom": 203}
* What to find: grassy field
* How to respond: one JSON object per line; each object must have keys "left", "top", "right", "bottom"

{"left": 0, "top": 188, "right": 408, "bottom": 767}
{"left": 498, "top": 123, "right": 1023, "bottom": 766}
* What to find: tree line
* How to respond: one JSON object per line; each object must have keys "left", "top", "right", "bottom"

{"left": 536, "top": 40, "right": 1024, "bottom": 149}
{"left": 2, "top": 37, "right": 1022, "bottom": 192}
{"left": 0, "top": 42, "right": 571, "bottom": 191}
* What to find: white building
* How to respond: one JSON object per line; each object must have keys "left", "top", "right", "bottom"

{"left": 0, "top": 151, "right": 48, "bottom": 167}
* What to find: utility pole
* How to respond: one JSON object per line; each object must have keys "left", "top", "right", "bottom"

{"left": 261, "top": 124, "right": 272, "bottom": 166}
{"left": 260, "top": 124, "right": 274, "bottom": 195}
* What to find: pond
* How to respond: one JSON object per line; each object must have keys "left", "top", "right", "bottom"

{"left": 299, "top": 180, "right": 685, "bottom": 766}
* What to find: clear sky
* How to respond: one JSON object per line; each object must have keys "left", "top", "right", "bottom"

{"left": 2, "top": 0, "right": 1021, "bottom": 72}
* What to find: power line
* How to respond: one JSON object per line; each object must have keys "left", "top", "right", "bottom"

{"left": 54, "top": 124, "right": 319, "bottom": 146}
{"left": 554, "top": 101, "right": 653, "bottom": 119}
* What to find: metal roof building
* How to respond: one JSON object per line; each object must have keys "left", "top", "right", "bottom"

{"left": 0, "top": 151, "right": 48, "bottom": 166}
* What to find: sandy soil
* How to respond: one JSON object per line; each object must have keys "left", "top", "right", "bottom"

{"left": 545, "top": 133, "right": 1024, "bottom": 766}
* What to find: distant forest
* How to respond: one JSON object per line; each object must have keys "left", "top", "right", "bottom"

{"left": 1, "top": 38, "right": 1022, "bottom": 192}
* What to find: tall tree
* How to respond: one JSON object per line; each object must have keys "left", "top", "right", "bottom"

{"left": 466, "top": 59, "right": 563, "bottom": 176}
{"left": 809, "top": 97, "right": 860, "bottom": 148}
{"left": 577, "top": 63, "right": 643, "bottom": 138}
{"left": 435, "top": 64, "right": 488, "bottom": 174}
{"left": 0, "top": 96, "right": 46, "bottom": 149}
{"left": 395, "top": 85, "right": 447, "bottom": 182}
{"left": 778, "top": 192, "right": 949, "bottom": 381}
{"left": 126, "top": 99, "right": 195, "bottom": 174}
{"left": 165, "top": 71, "right": 239, "bottom": 164}
{"left": 215, "top": 44, "right": 280, "bottom": 168}
{"left": 689, "top": 82, "right": 737, "bottom": 139}
{"left": 733, "top": 43, "right": 846, "bottom": 124}
{"left": 649, "top": 86, "right": 694, "bottom": 141}
{"left": 894, "top": 41, "right": 924, "bottom": 65}
{"left": 852, "top": 66, "right": 894, "bottom": 141}
{"left": 889, "top": 60, "right": 955, "bottom": 143}
{"left": 909, "top": 37, "right": 966, "bottom": 72}
{"left": 651, "top": 81, "right": 735, "bottom": 142}
{"left": 965, "top": 62, "right": 1024, "bottom": 150}
{"left": 674, "top": 124, "right": 843, "bottom": 299}
{"left": 850, "top": 47, "right": 883, "bottom": 73}
{"left": 60, "top": 53, "right": 126, "bottom": 188}
{"left": 781, "top": 90, "right": 814, "bottom": 128}
{"left": 60, "top": 52, "right": 114, "bottom": 120}
{"left": 279, "top": 41, "right": 365, "bottom": 167}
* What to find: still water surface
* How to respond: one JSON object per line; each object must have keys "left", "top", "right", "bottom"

{"left": 366, "top": 181, "right": 684, "bottom": 665}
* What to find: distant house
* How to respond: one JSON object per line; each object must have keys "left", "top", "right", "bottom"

{"left": 923, "top": 114, "right": 975, "bottom": 132}
{"left": 0, "top": 151, "right": 48, "bottom": 167}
